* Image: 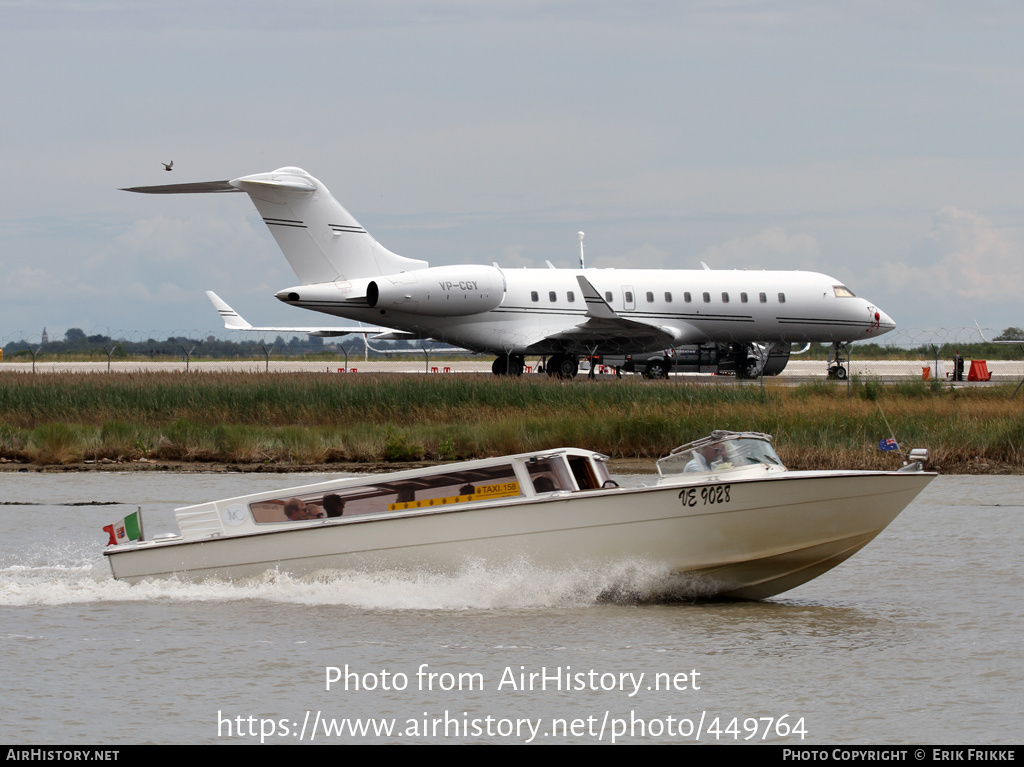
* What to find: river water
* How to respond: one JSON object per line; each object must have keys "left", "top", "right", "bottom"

{"left": 1, "top": 472, "right": 1020, "bottom": 745}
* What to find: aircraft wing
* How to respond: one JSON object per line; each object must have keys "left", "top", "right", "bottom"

{"left": 206, "top": 291, "right": 387, "bottom": 338}
{"left": 540, "top": 276, "right": 686, "bottom": 349}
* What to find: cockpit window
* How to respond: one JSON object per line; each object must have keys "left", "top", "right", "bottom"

{"left": 833, "top": 285, "right": 855, "bottom": 297}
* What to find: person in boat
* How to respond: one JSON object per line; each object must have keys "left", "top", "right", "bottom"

{"left": 322, "top": 494, "right": 345, "bottom": 518}
{"left": 284, "top": 497, "right": 324, "bottom": 520}
{"left": 532, "top": 475, "right": 556, "bottom": 493}
{"left": 684, "top": 443, "right": 726, "bottom": 473}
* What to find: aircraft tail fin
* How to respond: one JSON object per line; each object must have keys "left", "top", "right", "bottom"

{"left": 125, "top": 167, "right": 428, "bottom": 285}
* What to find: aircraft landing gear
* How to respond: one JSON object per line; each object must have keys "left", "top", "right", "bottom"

{"left": 545, "top": 353, "right": 579, "bottom": 379}
{"left": 491, "top": 354, "right": 525, "bottom": 376}
{"left": 826, "top": 342, "right": 849, "bottom": 380}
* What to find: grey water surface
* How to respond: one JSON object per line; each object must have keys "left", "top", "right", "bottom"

{"left": 1, "top": 472, "right": 1020, "bottom": 744}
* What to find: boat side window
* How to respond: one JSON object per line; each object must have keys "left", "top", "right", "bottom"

{"left": 527, "top": 456, "right": 575, "bottom": 493}
{"left": 248, "top": 464, "right": 524, "bottom": 523}
{"left": 567, "top": 455, "right": 612, "bottom": 490}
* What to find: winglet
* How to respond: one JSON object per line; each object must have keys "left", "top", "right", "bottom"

{"left": 206, "top": 291, "right": 253, "bottom": 330}
{"left": 576, "top": 276, "right": 619, "bottom": 320}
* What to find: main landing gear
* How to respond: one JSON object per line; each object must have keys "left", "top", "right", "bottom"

{"left": 491, "top": 353, "right": 580, "bottom": 378}
{"left": 544, "top": 354, "right": 579, "bottom": 379}
{"left": 491, "top": 354, "right": 526, "bottom": 376}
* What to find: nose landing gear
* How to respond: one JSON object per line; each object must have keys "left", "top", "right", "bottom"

{"left": 827, "top": 342, "right": 849, "bottom": 380}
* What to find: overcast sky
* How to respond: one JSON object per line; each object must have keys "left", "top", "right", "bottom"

{"left": 2, "top": 1, "right": 1023, "bottom": 345}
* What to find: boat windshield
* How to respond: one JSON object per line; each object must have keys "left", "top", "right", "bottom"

{"left": 656, "top": 432, "right": 784, "bottom": 478}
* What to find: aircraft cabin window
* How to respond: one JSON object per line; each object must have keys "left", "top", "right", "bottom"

{"left": 721, "top": 292, "right": 730, "bottom": 303}
{"left": 684, "top": 292, "right": 692, "bottom": 303}
{"left": 833, "top": 285, "right": 856, "bottom": 297}
{"left": 759, "top": 292, "right": 767, "bottom": 303}
{"left": 625, "top": 291, "right": 633, "bottom": 303}
{"left": 664, "top": 292, "right": 672, "bottom": 302}
{"left": 567, "top": 291, "right": 575, "bottom": 302}
{"left": 778, "top": 293, "right": 786, "bottom": 303}
{"left": 741, "top": 292, "right": 748, "bottom": 303}
{"left": 604, "top": 291, "right": 613, "bottom": 302}
{"left": 646, "top": 291, "right": 654, "bottom": 303}
{"left": 549, "top": 291, "right": 557, "bottom": 302}
{"left": 531, "top": 291, "right": 539, "bottom": 302}
{"left": 702, "top": 292, "right": 711, "bottom": 303}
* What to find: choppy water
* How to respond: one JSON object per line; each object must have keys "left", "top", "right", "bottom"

{"left": 1, "top": 472, "right": 1021, "bottom": 744}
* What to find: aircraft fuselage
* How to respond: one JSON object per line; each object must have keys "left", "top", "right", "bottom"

{"left": 276, "top": 266, "right": 893, "bottom": 356}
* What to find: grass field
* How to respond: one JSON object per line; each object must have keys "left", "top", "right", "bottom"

{"left": 0, "top": 371, "right": 1020, "bottom": 472}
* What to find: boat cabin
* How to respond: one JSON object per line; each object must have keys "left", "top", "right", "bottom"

{"left": 173, "top": 449, "right": 614, "bottom": 542}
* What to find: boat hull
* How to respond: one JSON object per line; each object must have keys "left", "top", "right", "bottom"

{"left": 106, "top": 470, "right": 933, "bottom": 599}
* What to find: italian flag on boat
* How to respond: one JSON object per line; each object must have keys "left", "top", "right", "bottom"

{"left": 104, "top": 509, "right": 143, "bottom": 546}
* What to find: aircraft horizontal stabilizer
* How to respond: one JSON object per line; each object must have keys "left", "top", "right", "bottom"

{"left": 205, "top": 291, "right": 385, "bottom": 337}
{"left": 122, "top": 181, "right": 240, "bottom": 194}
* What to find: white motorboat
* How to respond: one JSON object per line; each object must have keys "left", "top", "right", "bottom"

{"left": 103, "top": 432, "right": 935, "bottom": 599}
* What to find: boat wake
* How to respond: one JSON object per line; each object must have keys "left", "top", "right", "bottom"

{"left": 0, "top": 550, "right": 718, "bottom": 610}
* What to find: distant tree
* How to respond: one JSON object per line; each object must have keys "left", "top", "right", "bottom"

{"left": 994, "top": 327, "right": 1024, "bottom": 341}
{"left": 65, "top": 328, "right": 86, "bottom": 342}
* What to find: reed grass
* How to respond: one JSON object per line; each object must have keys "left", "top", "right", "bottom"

{"left": 1, "top": 371, "right": 1022, "bottom": 471}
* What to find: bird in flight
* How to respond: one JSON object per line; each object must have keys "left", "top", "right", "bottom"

{"left": 162, "top": 161, "right": 173, "bottom": 171}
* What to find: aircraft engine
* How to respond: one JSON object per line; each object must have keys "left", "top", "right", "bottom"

{"left": 367, "top": 265, "right": 506, "bottom": 316}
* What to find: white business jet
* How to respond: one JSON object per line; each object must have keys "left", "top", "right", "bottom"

{"left": 124, "top": 166, "right": 895, "bottom": 378}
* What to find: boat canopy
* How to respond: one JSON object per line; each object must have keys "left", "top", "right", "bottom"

{"left": 656, "top": 431, "right": 785, "bottom": 479}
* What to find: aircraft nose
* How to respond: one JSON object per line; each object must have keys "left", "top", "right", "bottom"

{"left": 866, "top": 305, "right": 896, "bottom": 336}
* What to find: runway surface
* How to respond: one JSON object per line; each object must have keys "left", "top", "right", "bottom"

{"left": 0, "top": 358, "right": 1018, "bottom": 383}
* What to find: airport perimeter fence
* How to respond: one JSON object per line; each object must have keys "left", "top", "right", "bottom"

{"left": 1, "top": 326, "right": 1022, "bottom": 385}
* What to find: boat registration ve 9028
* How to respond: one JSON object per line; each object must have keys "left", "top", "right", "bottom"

{"left": 679, "top": 485, "right": 731, "bottom": 507}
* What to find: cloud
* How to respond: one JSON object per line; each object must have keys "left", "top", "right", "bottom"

{"left": 591, "top": 243, "right": 673, "bottom": 270}
{"left": 873, "top": 206, "right": 1024, "bottom": 302}
{"left": 697, "top": 226, "right": 822, "bottom": 271}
